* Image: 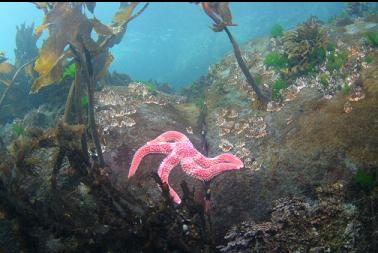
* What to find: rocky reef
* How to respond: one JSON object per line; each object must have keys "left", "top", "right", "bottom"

{"left": 0, "top": 5, "right": 377, "bottom": 253}
{"left": 191, "top": 10, "right": 378, "bottom": 249}
{"left": 282, "top": 16, "right": 328, "bottom": 74}
{"left": 218, "top": 182, "right": 361, "bottom": 252}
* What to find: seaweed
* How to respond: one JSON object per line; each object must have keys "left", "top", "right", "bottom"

{"left": 326, "top": 42, "right": 337, "bottom": 52}
{"left": 0, "top": 52, "right": 13, "bottom": 75}
{"left": 326, "top": 50, "right": 348, "bottom": 72}
{"left": 198, "top": 2, "right": 236, "bottom": 32}
{"left": 135, "top": 80, "right": 157, "bottom": 93}
{"left": 80, "top": 96, "right": 89, "bottom": 108}
{"left": 31, "top": 2, "right": 147, "bottom": 93}
{"left": 0, "top": 59, "right": 35, "bottom": 115}
{"left": 11, "top": 122, "right": 25, "bottom": 137}
{"left": 196, "top": 2, "right": 268, "bottom": 107}
{"left": 264, "top": 52, "right": 288, "bottom": 70}
{"left": 1, "top": 122, "right": 217, "bottom": 252}
{"left": 31, "top": 2, "right": 149, "bottom": 167}
{"left": 272, "top": 79, "right": 288, "bottom": 100}
{"left": 320, "top": 73, "right": 330, "bottom": 88}
{"left": 180, "top": 76, "right": 211, "bottom": 103}
{"left": 270, "top": 24, "right": 284, "bottom": 38}
{"left": 364, "top": 54, "right": 374, "bottom": 64}
{"left": 364, "top": 31, "right": 378, "bottom": 47}
{"left": 194, "top": 93, "right": 206, "bottom": 110}
{"left": 355, "top": 168, "right": 377, "bottom": 192}
{"left": 63, "top": 63, "right": 76, "bottom": 79}
{"left": 282, "top": 16, "right": 328, "bottom": 75}
{"left": 14, "top": 23, "right": 39, "bottom": 68}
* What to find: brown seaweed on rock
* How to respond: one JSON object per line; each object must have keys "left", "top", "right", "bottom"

{"left": 29, "top": 2, "right": 149, "bottom": 167}
{"left": 283, "top": 16, "right": 328, "bottom": 74}
{"left": 218, "top": 183, "right": 362, "bottom": 252}
{"left": 0, "top": 102, "right": 217, "bottom": 252}
{"left": 31, "top": 2, "right": 148, "bottom": 93}
{"left": 195, "top": 2, "right": 268, "bottom": 107}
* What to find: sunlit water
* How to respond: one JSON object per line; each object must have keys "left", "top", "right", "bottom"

{"left": 0, "top": 2, "right": 345, "bottom": 89}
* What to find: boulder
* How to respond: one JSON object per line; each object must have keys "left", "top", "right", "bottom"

{"left": 95, "top": 83, "right": 207, "bottom": 203}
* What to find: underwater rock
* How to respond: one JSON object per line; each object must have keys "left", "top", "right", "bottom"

{"left": 102, "top": 71, "right": 132, "bottom": 87}
{"left": 0, "top": 4, "right": 376, "bottom": 251}
{"left": 0, "top": 104, "right": 57, "bottom": 148}
{"left": 217, "top": 185, "right": 361, "bottom": 252}
{"left": 0, "top": 218, "right": 22, "bottom": 253}
{"left": 336, "top": 17, "right": 354, "bottom": 27}
{"left": 204, "top": 30, "right": 378, "bottom": 241}
{"left": 94, "top": 85, "right": 205, "bottom": 203}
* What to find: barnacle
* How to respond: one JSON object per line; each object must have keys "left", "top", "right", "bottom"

{"left": 344, "top": 101, "right": 353, "bottom": 113}
{"left": 219, "top": 139, "right": 234, "bottom": 152}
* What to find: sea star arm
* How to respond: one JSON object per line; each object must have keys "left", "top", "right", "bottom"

{"left": 185, "top": 162, "right": 242, "bottom": 181}
{"left": 128, "top": 143, "right": 174, "bottom": 178}
{"left": 191, "top": 153, "right": 213, "bottom": 168}
{"left": 157, "top": 154, "right": 181, "bottom": 204}
{"left": 194, "top": 153, "right": 244, "bottom": 169}
{"left": 148, "top": 131, "right": 189, "bottom": 144}
{"left": 211, "top": 153, "right": 244, "bottom": 167}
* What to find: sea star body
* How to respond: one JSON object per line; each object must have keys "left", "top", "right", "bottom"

{"left": 128, "top": 131, "right": 243, "bottom": 204}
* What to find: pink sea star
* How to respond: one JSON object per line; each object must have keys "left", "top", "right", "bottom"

{"left": 128, "top": 131, "right": 244, "bottom": 204}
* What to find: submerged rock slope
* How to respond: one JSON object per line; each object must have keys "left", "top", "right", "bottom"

{"left": 0, "top": 11, "right": 377, "bottom": 253}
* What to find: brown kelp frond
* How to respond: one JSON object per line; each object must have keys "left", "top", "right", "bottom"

{"left": 198, "top": 2, "right": 236, "bottom": 32}
{"left": 112, "top": 2, "right": 139, "bottom": 25}
{"left": 98, "top": 3, "right": 149, "bottom": 49}
{"left": 31, "top": 2, "right": 148, "bottom": 94}
{"left": 0, "top": 52, "right": 13, "bottom": 75}
{"left": 0, "top": 62, "right": 13, "bottom": 75}
{"left": 84, "top": 2, "right": 96, "bottom": 14}
{"left": 0, "top": 59, "right": 36, "bottom": 112}
{"left": 195, "top": 2, "right": 268, "bottom": 106}
{"left": 55, "top": 121, "right": 86, "bottom": 151}
{"left": 92, "top": 16, "right": 114, "bottom": 36}
{"left": 31, "top": 3, "right": 91, "bottom": 93}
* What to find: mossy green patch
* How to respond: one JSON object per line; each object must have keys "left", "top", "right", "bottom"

{"left": 326, "top": 42, "right": 336, "bottom": 52}
{"left": 326, "top": 50, "right": 348, "bottom": 72}
{"left": 342, "top": 84, "right": 351, "bottom": 95}
{"left": 81, "top": 95, "right": 89, "bottom": 107}
{"left": 11, "top": 122, "right": 25, "bottom": 137}
{"left": 355, "top": 168, "right": 377, "bottom": 191}
{"left": 194, "top": 94, "right": 206, "bottom": 110}
{"left": 364, "top": 54, "right": 374, "bottom": 64}
{"left": 310, "top": 47, "right": 327, "bottom": 65}
{"left": 136, "top": 80, "right": 157, "bottom": 92}
{"left": 320, "top": 73, "right": 330, "bottom": 88}
{"left": 364, "top": 31, "right": 378, "bottom": 47}
{"left": 63, "top": 63, "right": 76, "bottom": 79}
{"left": 272, "top": 79, "right": 288, "bottom": 100}
{"left": 264, "top": 52, "right": 288, "bottom": 70}
{"left": 254, "top": 73, "right": 263, "bottom": 86}
{"left": 270, "top": 24, "right": 284, "bottom": 38}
